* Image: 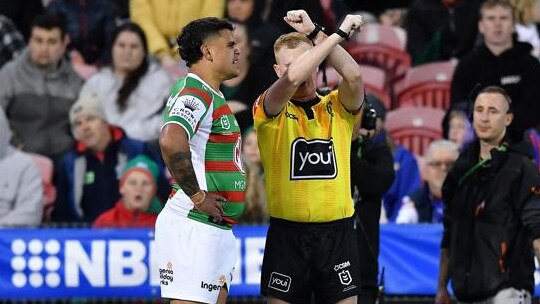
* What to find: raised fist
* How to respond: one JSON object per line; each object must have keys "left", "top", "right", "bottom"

{"left": 284, "top": 10, "right": 315, "bottom": 35}
{"left": 338, "top": 14, "right": 365, "bottom": 39}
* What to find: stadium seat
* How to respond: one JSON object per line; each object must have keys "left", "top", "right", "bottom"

{"left": 30, "top": 153, "right": 56, "bottom": 221}
{"left": 395, "top": 60, "right": 457, "bottom": 110}
{"left": 345, "top": 24, "right": 411, "bottom": 86}
{"left": 316, "top": 65, "right": 392, "bottom": 109}
{"left": 385, "top": 106, "right": 445, "bottom": 156}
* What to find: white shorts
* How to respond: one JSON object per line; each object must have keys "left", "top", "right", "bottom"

{"left": 155, "top": 210, "right": 237, "bottom": 303}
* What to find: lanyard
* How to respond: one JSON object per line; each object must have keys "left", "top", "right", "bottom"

{"left": 458, "top": 145, "right": 507, "bottom": 186}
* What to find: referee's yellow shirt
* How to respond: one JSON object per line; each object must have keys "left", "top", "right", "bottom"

{"left": 253, "top": 90, "right": 360, "bottom": 222}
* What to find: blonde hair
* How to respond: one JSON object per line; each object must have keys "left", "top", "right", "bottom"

{"left": 273, "top": 32, "right": 312, "bottom": 62}
{"left": 510, "top": 0, "right": 536, "bottom": 24}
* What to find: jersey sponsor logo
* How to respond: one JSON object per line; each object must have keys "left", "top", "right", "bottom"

{"left": 200, "top": 281, "right": 222, "bottom": 292}
{"left": 290, "top": 138, "right": 337, "bottom": 180}
{"left": 220, "top": 115, "right": 231, "bottom": 130}
{"left": 338, "top": 270, "right": 352, "bottom": 286}
{"left": 334, "top": 261, "right": 350, "bottom": 271}
{"left": 268, "top": 272, "right": 291, "bottom": 292}
{"left": 234, "top": 136, "right": 246, "bottom": 174}
{"left": 285, "top": 111, "right": 298, "bottom": 120}
{"left": 168, "top": 95, "right": 206, "bottom": 130}
{"left": 159, "top": 262, "right": 174, "bottom": 286}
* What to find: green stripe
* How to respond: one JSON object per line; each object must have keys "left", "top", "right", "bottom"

{"left": 223, "top": 201, "right": 245, "bottom": 219}
{"left": 205, "top": 143, "right": 236, "bottom": 161}
{"left": 187, "top": 211, "right": 232, "bottom": 230}
{"left": 205, "top": 172, "right": 246, "bottom": 192}
{"left": 163, "top": 116, "right": 194, "bottom": 137}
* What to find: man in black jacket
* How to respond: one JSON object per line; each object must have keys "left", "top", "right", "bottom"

{"left": 350, "top": 95, "right": 395, "bottom": 304}
{"left": 435, "top": 86, "right": 540, "bottom": 304}
{"left": 450, "top": 0, "right": 540, "bottom": 143}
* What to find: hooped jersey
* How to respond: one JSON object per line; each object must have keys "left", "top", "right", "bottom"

{"left": 253, "top": 90, "right": 360, "bottom": 222}
{"left": 162, "top": 73, "right": 245, "bottom": 229}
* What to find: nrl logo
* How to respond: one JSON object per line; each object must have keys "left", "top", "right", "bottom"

{"left": 338, "top": 270, "right": 352, "bottom": 286}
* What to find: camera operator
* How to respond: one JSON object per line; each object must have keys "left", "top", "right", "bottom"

{"left": 351, "top": 94, "right": 396, "bottom": 304}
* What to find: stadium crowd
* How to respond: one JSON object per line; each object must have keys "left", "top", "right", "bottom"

{"left": 1, "top": 0, "right": 540, "bottom": 302}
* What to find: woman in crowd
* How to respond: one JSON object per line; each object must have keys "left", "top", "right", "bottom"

{"left": 79, "top": 22, "right": 172, "bottom": 142}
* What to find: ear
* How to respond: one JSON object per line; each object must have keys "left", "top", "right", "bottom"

{"left": 63, "top": 33, "right": 71, "bottom": 48}
{"left": 201, "top": 44, "right": 213, "bottom": 62}
{"left": 478, "top": 20, "right": 485, "bottom": 35}
{"left": 505, "top": 112, "right": 513, "bottom": 126}
{"left": 273, "top": 63, "right": 282, "bottom": 77}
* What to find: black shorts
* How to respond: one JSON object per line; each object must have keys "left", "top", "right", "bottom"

{"left": 261, "top": 217, "right": 360, "bottom": 304}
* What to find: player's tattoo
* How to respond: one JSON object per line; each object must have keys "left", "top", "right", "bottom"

{"left": 169, "top": 151, "right": 200, "bottom": 196}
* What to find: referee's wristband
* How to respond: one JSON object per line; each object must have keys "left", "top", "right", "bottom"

{"left": 307, "top": 23, "right": 324, "bottom": 41}
{"left": 335, "top": 29, "right": 350, "bottom": 41}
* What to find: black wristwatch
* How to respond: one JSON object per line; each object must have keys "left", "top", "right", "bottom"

{"left": 307, "top": 23, "right": 325, "bottom": 41}
{"left": 335, "top": 28, "right": 350, "bottom": 41}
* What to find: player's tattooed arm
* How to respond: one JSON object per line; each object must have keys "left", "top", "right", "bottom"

{"left": 168, "top": 151, "right": 200, "bottom": 196}
{"left": 159, "top": 124, "right": 201, "bottom": 196}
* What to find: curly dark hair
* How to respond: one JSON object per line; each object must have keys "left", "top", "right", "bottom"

{"left": 110, "top": 22, "right": 149, "bottom": 112}
{"left": 177, "top": 17, "right": 234, "bottom": 67}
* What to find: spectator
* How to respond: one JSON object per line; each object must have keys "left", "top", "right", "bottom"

{"left": 220, "top": 23, "right": 273, "bottom": 130}
{"left": 47, "top": 0, "right": 116, "bottom": 69}
{"left": 130, "top": 0, "right": 225, "bottom": 74}
{"left": 0, "top": 12, "right": 82, "bottom": 165}
{"left": 379, "top": 8, "right": 408, "bottom": 27}
{"left": 369, "top": 101, "right": 422, "bottom": 222}
{"left": 511, "top": 0, "right": 540, "bottom": 58}
{"left": 51, "top": 93, "right": 168, "bottom": 223}
{"left": 451, "top": 0, "right": 540, "bottom": 144}
{"left": 405, "top": 0, "right": 481, "bottom": 65}
{"left": 79, "top": 22, "right": 173, "bottom": 142}
{"left": 93, "top": 155, "right": 160, "bottom": 228}
{"left": 395, "top": 140, "right": 459, "bottom": 223}
{"left": 0, "top": 108, "right": 43, "bottom": 227}
{"left": 0, "top": 14, "right": 25, "bottom": 68}
{"left": 350, "top": 94, "right": 396, "bottom": 304}
{"left": 446, "top": 109, "right": 475, "bottom": 151}
{"left": 240, "top": 127, "right": 268, "bottom": 224}
{"left": 436, "top": 86, "right": 540, "bottom": 304}
{"left": 0, "top": 0, "right": 44, "bottom": 41}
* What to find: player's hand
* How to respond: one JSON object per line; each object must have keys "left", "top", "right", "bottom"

{"left": 435, "top": 287, "right": 451, "bottom": 304}
{"left": 284, "top": 10, "right": 315, "bottom": 35}
{"left": 194, "top": 192, "right": 225, "bottom": 221}
{"left": 338, "top": 14, "right": 365, "bottom": 39}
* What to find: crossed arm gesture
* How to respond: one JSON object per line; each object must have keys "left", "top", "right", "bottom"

{"left": 264, "top": 10, "right": 365, "bottom": 116}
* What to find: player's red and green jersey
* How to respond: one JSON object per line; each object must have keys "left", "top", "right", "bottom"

{"left": 162, "top": 73, "right": 246, "bottom": 230}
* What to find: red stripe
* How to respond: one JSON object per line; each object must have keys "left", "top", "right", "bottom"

{"left": 183, "top": 88, "right": 212, "bottom": 107}
{"left": 205, "top": 161, "right": 239, "bottom": 171}
{"left": 222, "top": 217, "right": 238, "bottom": 225}
{"left": 210, "top": 191, "right": 245, "bottom": 202}
{"left": 208, "top": 133, "right": 239, "bottom": 143}
{"left": 168, "top": 189, "right": 177, "bottom": 199}
{"left": 212, "top": 104, "right": 232, "bottom": 120}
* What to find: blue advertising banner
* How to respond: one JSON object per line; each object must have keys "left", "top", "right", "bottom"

{"left": 0, "top": 224, "right": 538, "bottom": 299}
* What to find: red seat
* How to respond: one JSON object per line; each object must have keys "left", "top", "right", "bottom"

{"left": 316, "top": 65, "right": 391, "bottom": 110}
{"left": 395, "top": 60, "right": 457, "bottom": 110}
{"left": 30, "top": 153, "right": 56, "bottom": 221}
{"left": 385, "top": 106, "right": 445, "bottom": 156}
{"left": 345, "top": 24, "right": 411, "bottom": 87}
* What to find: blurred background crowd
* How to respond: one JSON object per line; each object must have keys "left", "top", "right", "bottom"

{"left": 0, "top": 0, "right": 539, "bottom": 229}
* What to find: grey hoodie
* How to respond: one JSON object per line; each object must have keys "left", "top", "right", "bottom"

{"left": 0, "top": 49, "right": 83, "bottom": 160}
{"left": 0, "top": 108, "right": 43, "bottom": 226}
